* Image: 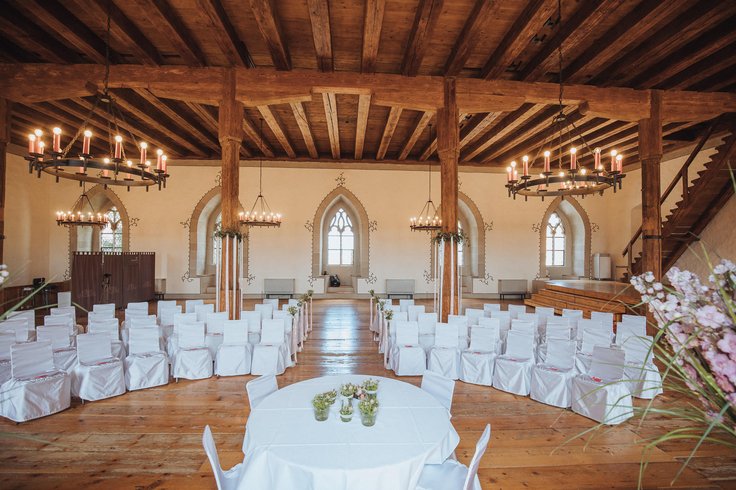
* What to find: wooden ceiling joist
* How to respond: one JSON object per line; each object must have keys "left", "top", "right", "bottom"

{"left": 307, "top": 0, "right": 333, "bottom": 72}
{"left": 148, "top": 0, "right": 208, "bottom": 67}
{"left": 354, "top": 94, "right": 371, "bottom": 160}
{"left": 459, "top": 112, "right": 502, "bottom": 149}
{"left": 249, "top": 0, "right": 291, "bottom": 71}
{"left": 242, "top": 116, "right": 275, "bottom": 158}
{"left": 664, "top": 44, "right": 736, "bottom": 91}
{"left": 322, "top": 92, "right": 340, "bottom": 159}
{"left": 197, "top": 0, "right": 255, "bottom": 68}
{"left": 376, "top": 107, "right": 403, "bottom": 160}
{"left": 361, "top": 0, "right": 386, "bottom": 74}
{"left": 444, "top": 0, "right": 499, "bottom": 77}
{"left": 461, "top": 103, "right": 541, "bottom": 161}
{"left": 399, "top": 111, "right": 433, "bottom": 161}
{"left": 401, "top": 0, "right": 444, "bottom": 77}
{"left": 289, "top": 101, "right": 318, "bottom": 159}
{"left": 0, "top": 4, "right": 79, "bottom": 65}
{"left": 257, "top": 105, "right": 296, "bottom": 158}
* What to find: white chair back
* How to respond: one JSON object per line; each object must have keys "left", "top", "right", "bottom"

{"left": 490, "top": 310, "right": 510, "bottom": 319}
{"left": 535, "top": 306, "right": 555, "bottom": 317}
{"left": 159, "top": 306, "right": 182, "bottom": 326}
{"left": 591, "top": 311, "right": 614, "bottom": 330}
{"left": 272, "top": 310, "right": 287, "bottom": 320}
{"left": 223, "top": 320, "right": 249, "bottom": 345}
{"left": 179, "top": 322, "right": 206, "bottom": 349}
{"left": 463, "top": 425, "right": 491, "bottom": 490}
{"left": 93, "top": 303, "right": 116, "bottom": 316}
{"left": 44, "top": 314, "right": 72, "bottom": 327}
{"left": 202, "top": 425, "right": 241, "bottom": 490}
{"left": 465, "top": 308, "right": 484, "bottom": 325}
{"left": 395, "top": 321, "right": 419, "bottom": 345}
{"left": 57, "top": 291, "right": 72, "bottom": 308}
{"left": 581, "top": 329, "right": 611, "bottom": 355}
{"left": 589, "top": 346, "right": 626, "bottom": 381}
{"left": 545, "top": 323, "right": 571, "bottom": 341}
{"left": 185, "top": 299, "right": 204, "bottom": 313}
{"left": 88, "top": 311, "right": 114, "bottom": 323}
{"left": 407, "top": 305, "right": 425, "bottom": 322}
{"left": 262, "top": 298, "right": 279, "bottom": 308}
{"left": 127, "top": 301, "right": 148, "bottom": 312}
{"left": 0, "top": 320, "right": 33, "bottom": 341}
{"left": 448, "top": 315, "right": 469, "bottom": 339}
{"left": 77, "top": 333, "right": 114, "bottom": 364}
{"left": 7, "top": 310, "right": 35, "bottom": 324}
{"left": 0, "top": 332, "right": 15, "bottom": 360}
{"left": 130, "top": 316, "right": 158, "bottom": 329}
{"left": 87, "top": 319, "right": 120, "bottom": 341}
{"left": 195, "top": 303, "right": 215, "bottom": 322}
{"left": 157, "top": 300, "right": 178, "bottom": 317}
{"left": 510, "top": 320, "right": 535, "bottom": 336}
{"left": 260, "top": 319, "right": 284, "bottom": 344}
{"left": 241, "top": 311, "right": 262, "bottom": 334}
{"left": 37, "top": 325, "right": 72, "bottom": 349}
{"left": 545, "top": 339, "right": 576, "bottom": 370}
{"left": 390, "top": 310, "right": 408, "bottom": 322}
{"left": 504, "top": 330, "right": 534, "bottom": 359}
{"left": 546, "top": 316, "right": 571, "bottom": 327}
{"left": 51, "top": 306, "right": 76, "bottom": 323}
{"left": 11, "top": 341, "right": 55, "bottom": 378}
{"left": 417, "top": 313, "right": 437, "bottom": 336}
{"left": 478, "top": 316, "right": 500, "bottom": 330}
{"left": 577, "top": 318, "right": 607, "bottom": 341}
{"left": 620, "top": 314, "right": 646, "bottom": 329}
{"left": 621, "top": 335, "right": 654, "bottom": 365}
{"left": 174, "top": 312, "right": 198, "bottom": 328}
{"left": 287, "top": 299, "right": 299, "bottom": 307}
{"left": 255, "top": 303, "right": 274, "bottom": 320}
{"left": 125, "top": 309, "right": 150, "bottom": 321}
{"left": 421, "top": 370, "right": 455, "bottom": 411}
{"left": 206, "top": 312, "right": 228, "bottom": 334}
{"left": 246, "top": 374, "right": 278, "bottom": 409}
{"left": 469, "top": 326, "right": 497, "bottom": 352}
{"left": 399, "top": 299, "right": 414, "bottom": 312}
{"left": 129, "top": 328, "right": 161, "bottom": 355}
{"left": 483, "top": 303, "right": 501, "bottom": 315}
{"left": 434, "top": 323, "right": 459, "bottom": 348}
{"left": 507, "top": 304, "right": 526, "bottom": 319}
{"left": 616, "top": 321, "right": 647, "bottom": 345}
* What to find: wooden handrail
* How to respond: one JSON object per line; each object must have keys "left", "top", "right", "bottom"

{"left": 622, "top": 116, "right": 720, "bottom": 257}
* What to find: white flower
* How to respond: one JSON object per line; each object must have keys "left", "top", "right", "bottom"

{"left": 0, "top": 270, "right": 8, "bottom": 278}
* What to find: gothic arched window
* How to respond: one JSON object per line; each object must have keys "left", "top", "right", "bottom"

{"left": 327, "top": 208, "right": 354, "bottom": 265}
{"left": 100, "top": 207, "right": 123, "bottom": 252}
{"left": 546, "top": 212, "right": 565, "bottom": 266}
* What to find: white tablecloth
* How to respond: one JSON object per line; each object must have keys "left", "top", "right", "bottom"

{"left": 239, "top": 374, "right": 459, "bottom": 490}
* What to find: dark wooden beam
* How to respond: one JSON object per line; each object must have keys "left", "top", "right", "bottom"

{"left": 361, "top": 0, "right": 386, "bottom": 73}
{"left": 307, "top": 0, "right": 333, "bottom": 72}
{"left": 322, "top": 92, "right": 340, "bottom": 158}
{"left": 147, "top": 0, "right": 208, "bottom": 66}
{"left": 0, "top": 99, "right": 9, "bottom": 262}
{"left": 290, "top": 101, "right": 318, "bottom": 159}
{"left": 355, "top": 94, "right": 371, "bottom": 159}
{"left": 639, "top": 91, "right": 663, "bottom": 280}
{"left": 480, "top": 0, "right": 557, "bottom": 79}
{"left": 376, "top": 107, "right": 403, "bottom": 160}
{"left": 459, "top": 112, "right": 501, "bottom": 150}
{"left": 242, "top": 115, "right": 275, "bottom": 157}
{"left": 444, "top": 0, "right": 499, "bottom": 77}
{"left": 197, "top": 0, "right": 255, "bottom": 68}
{"left": 399, "top": 111, "right": 433, "bottom": 160}
{"left": 401, "top": 0, "right": 444, "bottom": 77}
{"left": 461, "top": 104, "right": 541, "bottom": 161}
{"left": 0, "top": 3, "right": 80, "bottom": 64}
{"left": 249, "top": 0, "right": 291, "bottom": 70}
{"left": 257, "top": 105, "right": 296, "bottom": 158}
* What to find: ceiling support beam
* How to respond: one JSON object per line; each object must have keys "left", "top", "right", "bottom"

{"left": 355, "top": 94, "right": 371, "bottom": 160}
{"left": 248, "top": 0, "right": 291, "bottom": 70}
{"left": 376, "top": 107, "right": 403, "bottom": 160}
{"left": 399, "top": 111, "right": 433, "bottom": 161}
{"left": 322, "top": 93, "right": 340, "bottom": 159}
{"left": 198, "top": 0, "right": 255, "bottom": 68}
{"left": 639, "top": 90, "right": 663, "bottom": 283}
{"left": 88, "top": 0, "right": 163, "bottom": 66}
{"left": 401, "top": 0, "right": 444, "bottom": 77}
{"left": 290, "top": 101, "right": 318, "bottom": 159}
{"left": 242, "top": 116, "right": 274, "bottom": 158}
{"left": 257, "top": 105, "right": 296, "bottom": 158}
{"left": 444, "top": 0, "right": 499, "bottom": 76}
{"left": 307, "top": 0, "right": 333, "bottom": 72}
{"left": 361, "top": 0, "right": 386, "bottom": 73}
{"left": 148, "top": 0, "right": 208, "bottom": 66}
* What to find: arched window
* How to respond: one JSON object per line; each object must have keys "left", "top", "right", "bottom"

{"left": 327, "top": 208, "right": 354, "bottom": 265}
{"left": 457, "top": 221, "right": 464, "bottom": 266}
{"left": 546, "top": 212, "right": 565, "bottom": 266}
{"left": 100, "top": 207, "right": 123, "bottom": 252}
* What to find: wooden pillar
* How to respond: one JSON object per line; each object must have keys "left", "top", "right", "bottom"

{"left": 218, "top": 70, "right": 243, "bottom": 318}
{"left": 437, "top": 78, "right": 459, "bottom": 322}
{"left": 638, "top": 90, "right": 663, "bottom": 281}
{"left": 0, "top": 99, "right": 9, "bottom": 264}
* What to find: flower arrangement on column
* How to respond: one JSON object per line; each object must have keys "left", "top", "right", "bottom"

{"left": 431, "top": 231, "right": 467, "bottom": 319}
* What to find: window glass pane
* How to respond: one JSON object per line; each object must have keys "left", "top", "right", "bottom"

{"left": 342, "top": 235, "right": 354, "bottom": 250}
{"left": 546, "top": 251, "right": 553, "bottom": 266}
{"left": 554, "top": 237, "right": 565, "bottom": 250}
{"left": 342, "top": 250, "right": 353, "bottom": 265}
{"left": 554, "top": 251, "right": 564, "bottom": 265}
{"left": 328, "top": 250, "right": 341, "bottom": 265}
{"left": 328, "top": 236, "right": 341, "bottom": 249}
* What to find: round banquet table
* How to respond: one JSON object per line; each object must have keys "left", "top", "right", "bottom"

{"left": 238, "top": 374, "right": 460, "bottom": 490}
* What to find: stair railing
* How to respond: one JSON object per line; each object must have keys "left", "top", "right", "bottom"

{"left": 622, "top": 116, "right": 721, "bottom": 272}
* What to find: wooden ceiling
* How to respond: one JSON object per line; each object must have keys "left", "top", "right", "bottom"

{"left": 2, "top": 0, "right": 735, "bottom": 167}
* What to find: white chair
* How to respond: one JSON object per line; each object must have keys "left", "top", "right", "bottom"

{"left": 620, "top": 314, "right": 646, "bottom": 329}
{"left": 621, "top": 335, "right": 662, "bottom": 399}
{"left": 88, "top": 311, "right": 114, "bottom": 323}
{"left": 185, "top": 299, "right": 204, "bottom": 313}
{"left": 246, "top": 374, "right": 278, "bottom": 410}
{"left": 448, "top": 315, "right": 469, "bottom": 348}
{"left": 421, "top": 370, "right": 455, "bottom": 412}
{"left": 205, "top": 311, "right": 228, "bottom": 358}
{"left": 173, "top": 322, "right": 213, "bottom": 381}
{"left": 157, "top": 300, "right": 178, "bottom": 318}
{"left": 577, "top": 328, "right": 613, "bottom": 374}
{"left": 507, "top": 304, "right": 527, "bottom": 319}
{"left": 71, "top": 333, "right": 126, "bottom": 402}
{"left": 490, "top": 310, "right": 511, "bottom": 340}
{"left": 483, "top": 303, "right": 501, "bottom": 316}
{"left": 428, "top": 323, "right": 460, "bottom": 380}
{"left": 477, "top": 317, "right": 503, "bottom": 351}
{"left": 166, "top": 312, "right": 199, "bottom": 357}
{"left": 43, "top": 314, "right": 73, "bottom": 338}
{"left": 127, "top": 301, "right": 149, "bottom": 312}
{"left": 57, "top": 291, "right": 72, "bottom": 308}
{"left": 125, "top": 309, "right": 152, "bottom": 323}
{"left": 251, "top": 319, "right": 288, "bottom": 376}
{"left": 262, "top": 298, "right": 279, "bottom": 308}
{"left": 464, "top": 308, "right": 484, "bottom": 326}
{"left": 87, "top": 318, "right": 125, "bottom": 360}
{"left": 460, "top": 325, "right": 499, "bottom": 386}
{"left": 591, "top": 311, "right": 614, "bottom": 330}
{"left": 492, "top": 330, "right": 535, "bottom": 396}
{"left": 0, "top": 341, "right": 71, "bottom": 422}
{"left": 571, "top": 346, "right": 633, "bottom": 425}
{"left": 215, "top": 320, "right": 252, "bottom": 376}
{"left": 615, "top": 321, "right": 647, "bottom": 345}
{"left": 535, "top": 306, "right": 555, "bottom": 318}
{"left": 510, "top": 319, "right": 535, "bottom": 337}
{"left": 517, "top": 312, "right": 539, "bottom": 331}
{"left": 416, "top": 424, "right": 490, "bottom": 490}
{"left": 399, "top": 299, "right": 415, "bottom": 312}
{"left": 0, "top": 333, "right": 15, "bottom": 385}
{"left": 576, "top": 318, "right": 607, "bottom": 341}
{"left": 562, "top": 308, "right": 583, "bottom": 318}
{"left": 195, "top": 303, "right": 215, "bottom": 322}
{"left": 417, "top": 312, "right": 437, "bottom": 351}
{"left": 391, "top": 321, "right": 426, "bottom": 376}
{"left": 407, "top": 304, "right": 426, "bottom": 322}
{"left": 530, "top": 339, "right": 577, "bottom": 408}
{"left": 125, "top": 328, "right": 169, "bottom": 391}
{"left": 0, "top": 319, "right": 35, "bottom": 342}
{"left": 37, "top": 325, "right": 77, "bottom": 372}
{"left": 93, "top": 303, "right": 116, "bottom": 316}
{"left": 202, "top": 425, "right": 243, "bottom": 490}
{"left": 51, "top": 306, "right": 77, "bottom": 326}
{"left": 241, "top": 311, "right": 262, "bottom": 344}
{"left": 254, "top": 303, "right": 274, "bottom": 320}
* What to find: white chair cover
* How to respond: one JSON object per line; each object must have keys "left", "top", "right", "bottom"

{"left": 507, "top": 304, "right": 527, "bottom": 319}
{"left": 530, "top": 339, "right": 577, "bottom": 408}
{"left": 185, "top": 299, "right": 204, "bottom": 313}
{"left": 215, "top": 320, "right": 252, "bottom": 376}
{"left": 202, "top": 425, "right": 243, "bottom": 490}
{"left": 205, "top": 311, "right": 228, "bottom": 358}
{"left": 464, "top": 308, "right": 484, "bottom": 326}
{"left": 246, "top": 374, "right": 278, "bottom": 410}
{"left": 417, "top": 312, "right": 437, "bottom": 351}
{"left": 251, "top": 319, "right": 288, "bottom": 376}
{"left": 391, "top": 321, "right": 426, "bottom": 376}
{"left": 125, "top": 328, "right": 169, "bottom": 391}
{"left": 460, "top": 326, "right": 499, "bottom": 386}
{"left": 71, "top": 333, "right": 126, "bottom": 401}
{"left": 127, "top": 301, "right": 149, "bottom": 312}
{"left": 157, "top": 300, "right": 178, "bottom": 317}
{"left": 399, "top": 299, "right": 415, "bottom": 312}
{"left": 255, "top": 303, "right": 274, "bottom": 320}
{"left": 262, "top": 298, "right": 279, "bottom": 308}
{"left": 195, "top": 303, "right": 215, "bottom": 322}
{"left": 407, "top": 304, "right": 425, "bottom": 322}
{"left": 591, "top": 311, "right": 614, "bottom": 330}
{"left": 173, "top": 322, "right": 213, "bottom": 380}
{"left": 241, "top": 311, "right": 263, "bottom": 345}
{"left": 51, "top": 306, "right": 77, "bottom": 325}
{"left": 428, "top": 323, "right": 460, "bottom": 380}
{"left": 416, "top": 424, "right": 489, "bottom": 490}
{"left": 615, "top": 321, "right": 647, "bottom": 345}
{"left": 0, "top": 333, "right": 13, "bottom": 385}
{"left": 620, "top": 314, "right": 646, "bottom": 328}
{"left": 448, "top": 315, "right": 469, "bottom": 348}
{"left": 57, "top": 291, "right": 72, "bottom": 308}
{"left": 483, "top": 303, "right": 501, "bottom": 316}
{"left": 535, "top": 306, "right": 555, "bottom": 318}
{"left": 421, "top": 370, "right": 455, "bottom": 412}
{"left": 492, "top": 330, "right": 535, "bottom": 395}
{"left": 1, "top": 319, "right": 35, "bottom": 341}
{"left": 37, "top": 325, "right": 78, "bottom": 372}
{"left": 621, "top": 335, "right": 662, "bottom": 399}
{"left": 0, "top": 341, "right": 70, "bottom": 422}
{"left": 93, "top": 303, "right": 116, "bottom": 316}
{"left": 571, "top": 346, "right": 633, "bottom": 425}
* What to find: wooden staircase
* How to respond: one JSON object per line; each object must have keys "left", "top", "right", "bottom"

{"left": 625, "top": 117, "right": 736, "bottom": 276}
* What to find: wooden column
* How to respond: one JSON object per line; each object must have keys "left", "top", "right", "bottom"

{"left": 437, "top": 78, "right": 459, "bottom": 321}
{"left": 218, "top": 70, "right": 243, "bottom": 318}
{"left": 638, "top": 90, "right": 663, "bottom": 281}
{"left": 0, "top": 99, "right": 9, "bottom": 264}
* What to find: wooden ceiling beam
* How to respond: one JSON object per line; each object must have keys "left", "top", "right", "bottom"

{"left": 183, "top": 101, "right": 251, "bottom": 156}
{"left": 376, "top": 107, "right": 403, "bottom": 160}
{"left": 86, "top": 0, "right": 163, "bottom": 66}
{"left": 197, "top": 0, "right": 255, "bottom": 68}
{"left": 361, "top": 0, "right": 386, "bottom": 74}
{"left": 290, "top": 101, "right": 318, "bottom": 159}
{"left": 0, "top": 4, "right": 79, "bottom": 64}
{"left": 0, "top": 35, "right": 40, "bottom": 63}
{"left": 322, "top": 92, "right": 340, "bottom": 159}
{"left": 480, "top": 0, "right": 557, "bottom": 79}
{"left": 399, "top": 111, "right": 433, "bottom": 161}
{"left": 444, "top": 0, "right": 499, "bottom": 77}
{"left": 242, "top": 116, "right": 274, "bottom": 158}
{"left": 14, "top": 104, "right": 109, "bottom": 156}
{"left": 257, "top": 105, "right": 296, "bottom": 158}
{"left": 401, "top": 0, "right": 444, "bottom": 77}
{"left": 354, "top": 94, "right": 371, "bottom": 160}
{"left": 518, "top": 0, "right": 624, "bottom": 81}
{"left": 420, "top": 113, "right": 463, "bottom": 161}
{"left": 307, "top": 0, "right": 333, "bottom": 72}
{"left": 147, "top": 0, "right": 208, "bottom": 67}
{"left": 686, "top": 59, "right": 736, "bottom": 92}
{"left": 459, "top": 112, "right": 502, "bottom": 149}
{"left": 461, "top": 103, "right": 541, "bottom": 161}
{"left": 249, "top": 0, "right": 291, "bottom": 70}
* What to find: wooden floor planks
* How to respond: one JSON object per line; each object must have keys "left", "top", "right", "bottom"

{"left": 0, "top": 298, "right": 734, "bottom": 489}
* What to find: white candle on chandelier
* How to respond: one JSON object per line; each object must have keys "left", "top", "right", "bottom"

{"left": 52, "top": 127, "right": 62, "bottom": 153}
{"left": 114, "top": 135, "right": 123, "bottom": 159}
{"left": 593, "top": 147, "right": 601, "bottom": 170}
{"left": 522, "top": 155, "right": 529, "bottom": 176}
{"left": 33, "top": 129, "right": 43, "bottom": 154}
{"left": 610, "top": 149, "right": 617, "bottom": 172}
{"left": 139, "top": 142, "right": 148, "bottom": 165}
{"left": 543, "top": 150, "right": 551, "bottom": 173}
{"left": 103, "top": 157, "right": 110, "bottom": 177}
{"left": 38, "top": 141, "right": 45, "bottom": 158}
{"left": 161, "top": 155, "right": 167, "bottom": 173}
{"left": 82, "top": 130, "right": 92, "bottom": 155}
{"left": 616, "top": 154, "right": 623, "bottom": 172}
{"left": 28, "top": 133, "right": 36, "bottom": 154}
{"left": 570, "top": 147, "right": 577, "bottom": 170}
{"left": 506, "top": 166, "right": 512, "bottom": 183}
{"left": 156, "top": 149, "right": 163, "bottom": 170}
{"left": 126, "top": 160, "right": 133, "bottom": 179}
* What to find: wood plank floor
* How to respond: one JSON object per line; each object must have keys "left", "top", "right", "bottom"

{"left": 1, "top": 298, "right": 735, "bottom": 489}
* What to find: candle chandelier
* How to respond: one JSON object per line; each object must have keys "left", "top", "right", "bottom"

{"left": 55, "top": 186, "right": 109, "bottom": 228}
{"left": 505, "top": 0, "right": 625, "bottom": 201}
{"left": 25, "top": 8, "right": 169, "bottom": 192}
{"left": 239, "top": 119, "right": 282, "bottom": 228}
{"left": 410, "top": 125, "right": 442, "bottom": 232}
